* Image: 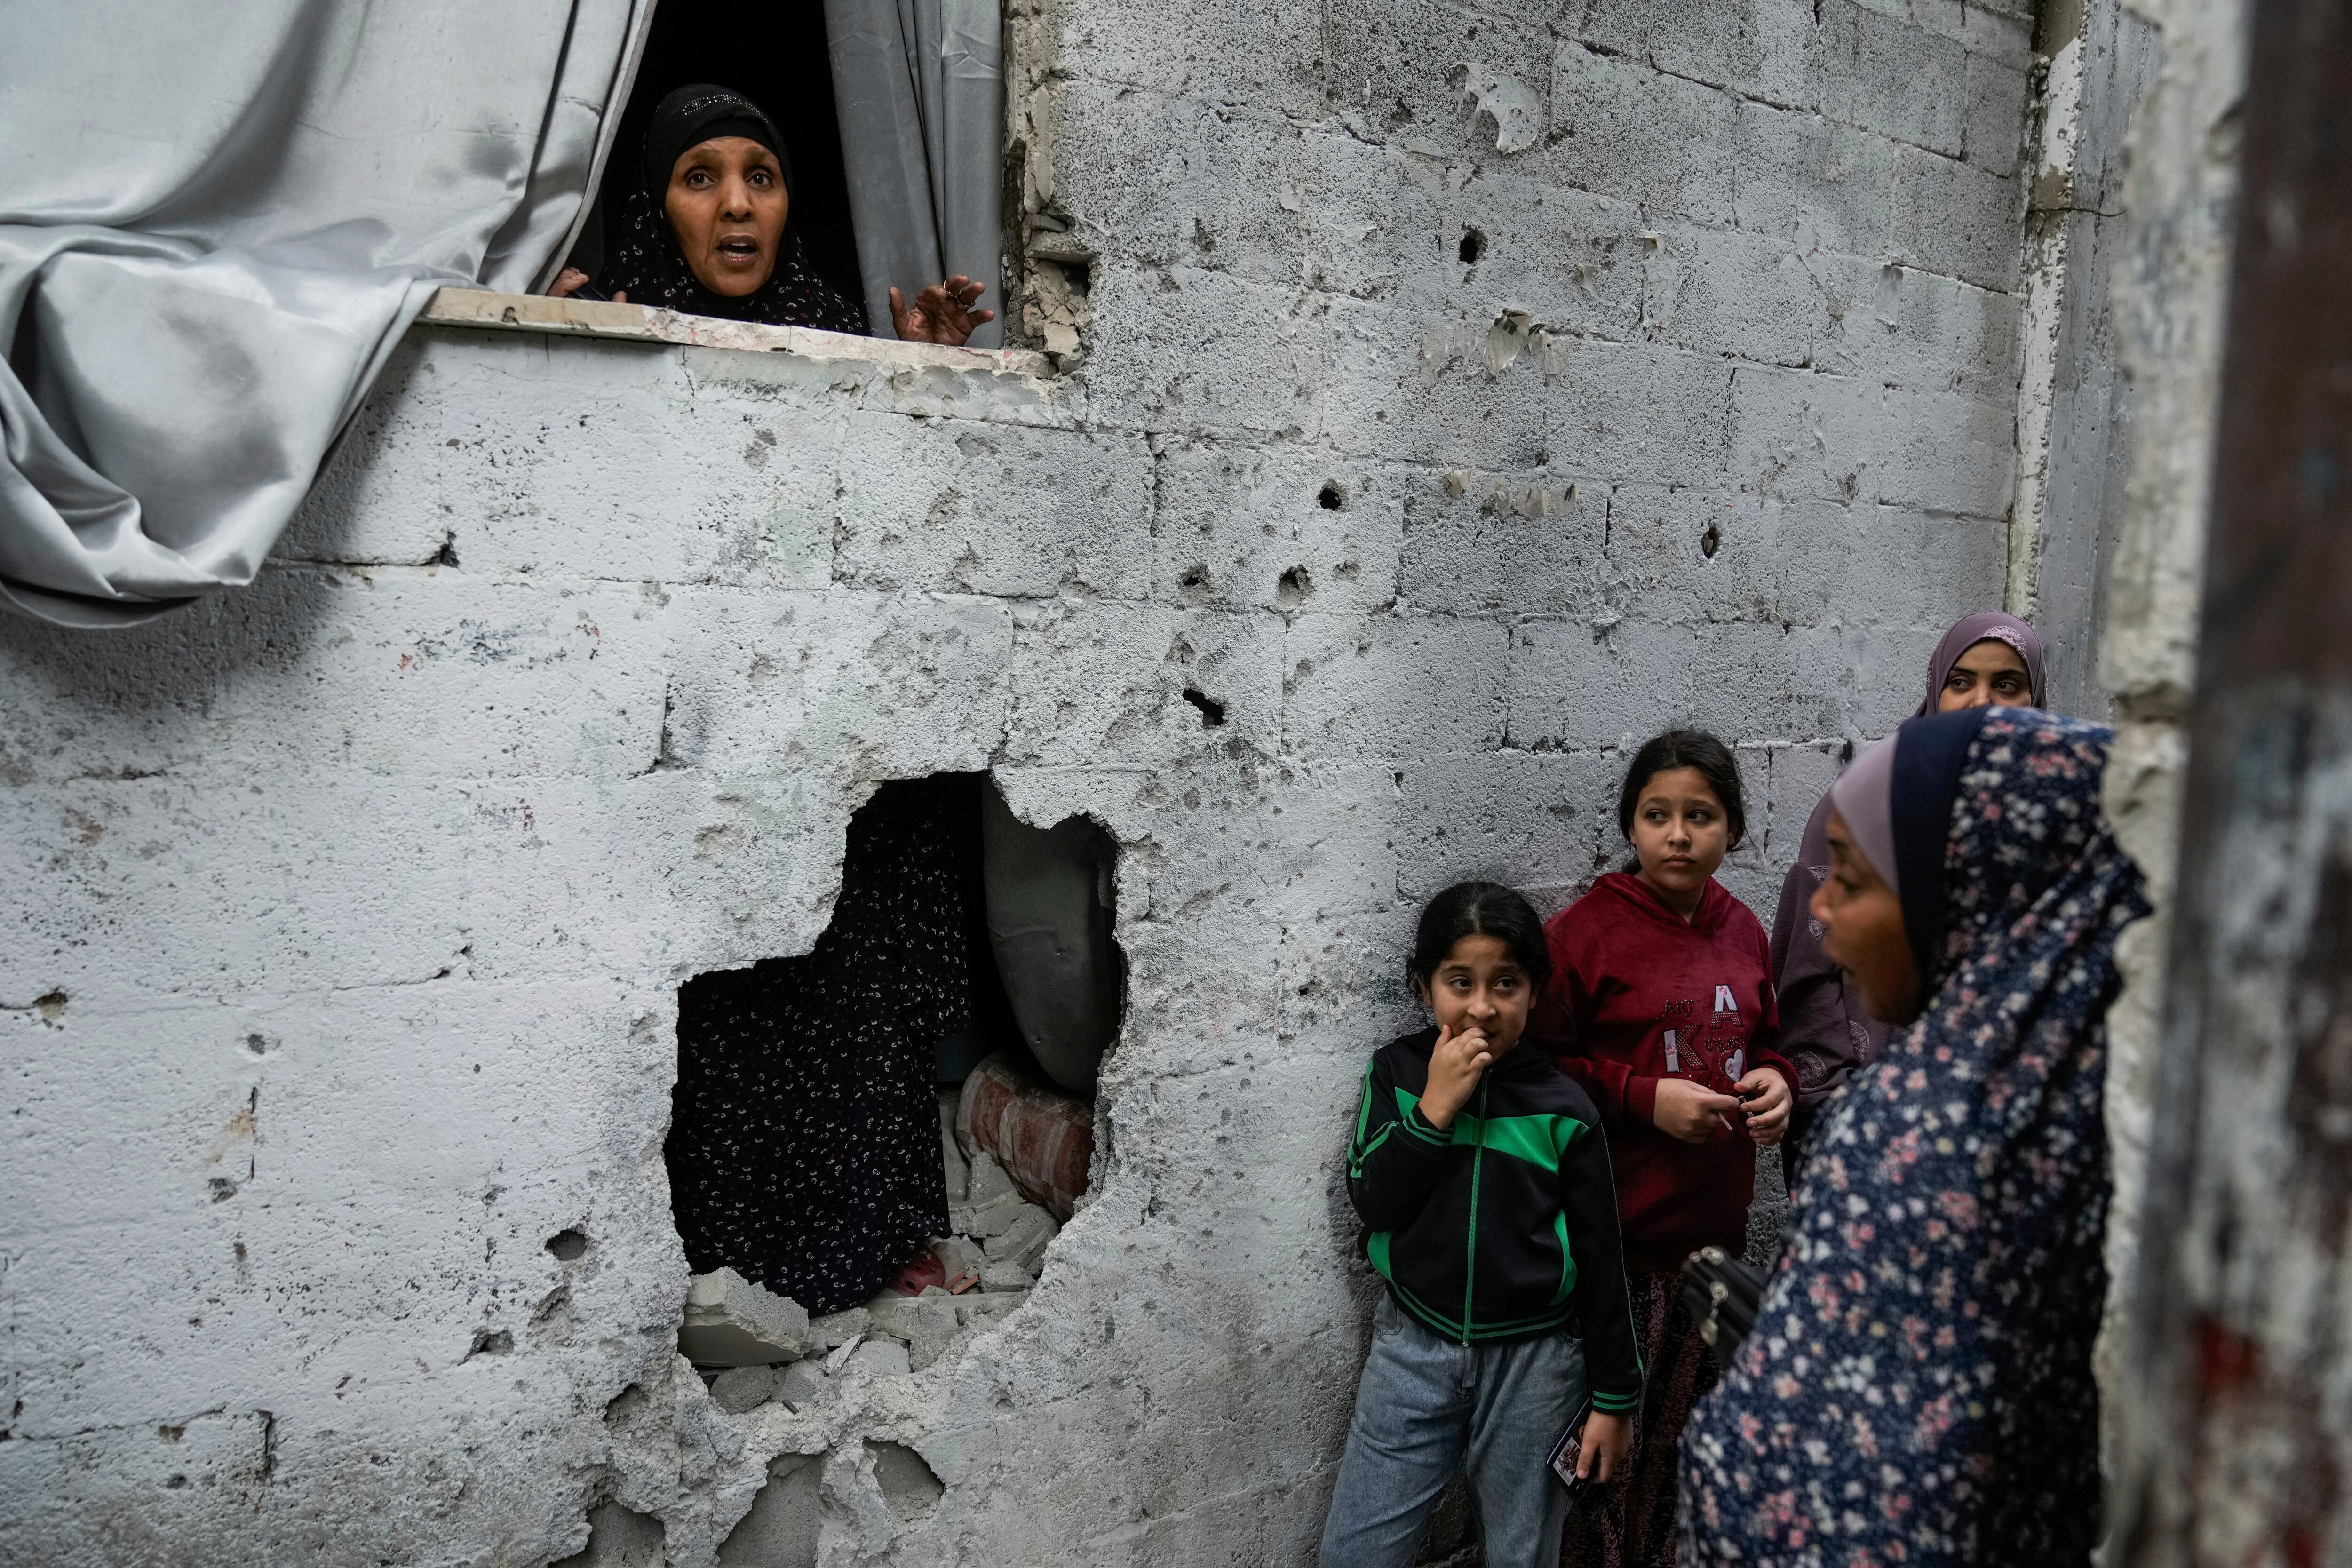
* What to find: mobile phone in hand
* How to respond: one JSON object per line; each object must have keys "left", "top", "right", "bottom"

{"left": 1546, "top": 1396, "right": 1598, "bottom": 1508}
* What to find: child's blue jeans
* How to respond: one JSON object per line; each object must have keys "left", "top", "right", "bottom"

{"left": 1318, "top": 1293, "right": 1587, "bottom": 1568}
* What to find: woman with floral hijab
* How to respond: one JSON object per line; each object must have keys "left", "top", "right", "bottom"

{"left": 1680, "top": 705, "right": 2149, "bottom": 1566}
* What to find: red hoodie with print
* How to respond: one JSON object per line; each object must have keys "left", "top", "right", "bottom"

{"left": 1528, "top": 871, "right": 1792, "bottom": 1275}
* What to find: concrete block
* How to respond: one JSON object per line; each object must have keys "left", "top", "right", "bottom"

{"left": 1282, "top": 612, "right": 1508, "bottom": 761}
{"left": 959, "top": 1286, "right": 1031, "bottom": 1321}
{"left": 1394, "top": 751, "right": 1621, "bottom": 901}
{"left": 716, "top": 1453, "right": 823, "bottom": 1568}
{"left": 1431, "top": 175, "right": 1645, "bottom": 340}
{"left": 1813, "top": 0, "right": 1966, "bottom": 156}
{"left": 1812, "top": 258, "right": 2022, "bottom": 403}
{"left": 1731, "top": 100, "right": 1899, "bottom": 259}
{"left": 831, "top": 416, "right": 1153, "bottom": 599}
{"left": 846, "top": 1338, "right": 913, "bottom": 1378}
{"left": 1396, "top": 462, "right": 1606, "bottom": 618}
{"left": 867, "top": 1292, "right": 961, "bottom": 1372}
{"left": 1321, "top": 0, "right": 1547, "bottom": 151}
{"left": 983, "top": 1206, "right": 1060, "bottom": 1274}
{"left": 1890, "top": 145, "right": 2020, "bottom": 292}
{"left": 1505, "top": 616, "right": 1695, "bottom": 751}
{"left": 681, "top": 1268, "right": 811, "bottom": 1366}
{"left": 1047, "top": 0, "right": 1325, "bottom": 119}
{"left": 710, "top": 1364, "right": 779, "bottom": 1414}
{"left": 1150, "top": 438, "right": 1404, "bottom": 616}
{"left": 999, "top": 603, "right": 1287, "bottom": 769}
{"left": 1319, "top": 299, "right": 1554, "bottom": 470}
{"left": 774, "top": 1360, "right": 833, "bottom": 1412}
{"left": 1548, "top": 44, "right": 1740, "bottom": 227}
{"left": 810, "top": 1308, "right": 869, "bottom": 1351}
{"left": 951, "top": 1153, "right": 1029, "bottom": 1239}
{"left": 1603, "top": 486, "right": 1778, "bottom": 628}
{"left": 1046, "top": 81, "right": 1312, "bottom": 290}
{"left": 978, "top": 1260, "right": 1038, "bottom": 1294}
{"left": 1546, "top": 339, "right": 1735, "bottom": 489}
{"left": 1084, "top": 265, "right": 1327, "bottom": 438}
{"left": 657, "top": 588, "right": 1015, "bottom": 780}
{"left": 1571, "top": 0, "right": 1819, "bottom": 108}
{"left": 1962, "top": 49, "right": 2030, "bottom": 172}
{"left": 1641, "top": 223, "right": 1826, "bottom": 370}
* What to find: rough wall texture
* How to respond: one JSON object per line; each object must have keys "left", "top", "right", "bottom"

{"left": 2005, "top": 0, "right": 2161, "bottom": 719}
{"left": 2088, "top": 0, "right": 2246, "bottom": 1481}
{"left": 0, "top": 0, "right": 2038, "bottom": 1562}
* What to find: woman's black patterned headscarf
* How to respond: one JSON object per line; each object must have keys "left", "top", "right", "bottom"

{"left": 601, "top": 83, "right": 867, "bottom": 333}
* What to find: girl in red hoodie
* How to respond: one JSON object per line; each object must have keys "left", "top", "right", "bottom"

{"left": 1532, "top": 729, "right": 1792, "bottom": 1568}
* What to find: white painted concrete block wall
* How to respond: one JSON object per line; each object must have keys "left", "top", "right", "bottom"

{"left": 0, "top": 0, "right": 2036, "bottom": 1560}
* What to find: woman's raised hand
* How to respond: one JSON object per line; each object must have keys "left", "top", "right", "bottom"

{"left": 890, "top": 275, "right": 996, "bottom": 346}
{"left": 548, "top": 268, "right": 626, "bottom": 304}
{"left": 1652, "top": 1077, "right": 1742, "bottom": 1145}
{"left": 1418, "top": 1023, "right": 1493, "bottom": 1131}
{"left": 1734, "top": 1066, "right": 1791, "bottom": 1146}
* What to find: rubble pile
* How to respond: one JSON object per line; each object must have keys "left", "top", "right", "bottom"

{"left": 680, "top": 1090, "right": 1060, "bottom": 1411}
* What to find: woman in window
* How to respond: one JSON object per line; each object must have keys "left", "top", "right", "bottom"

{"left": 549, "top": 84, "right": 992, "bottom": 346}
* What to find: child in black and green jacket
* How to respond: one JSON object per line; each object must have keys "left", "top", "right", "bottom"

{"left": 1318, "top": 882, "right": 1641, "bottom": 1568}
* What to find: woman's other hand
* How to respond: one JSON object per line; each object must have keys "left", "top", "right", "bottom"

{"left": 890, "top": 275, "right": 996, "bottom": 346}
{"left": 1735, "top": 1066, "right": 1791, "bottom": 1146}
{"left": 1419, "top": 1023, "right": 1493, "bottom": 1131}
{"left": 1578, "top": 1410, "right": 1631, "bottom": 1483}
{"left": 1653, "top": 1078, "right": 1741, "bottom": 1145}
{"left": 548, "top": 268, "right": 626, "bottom": 304}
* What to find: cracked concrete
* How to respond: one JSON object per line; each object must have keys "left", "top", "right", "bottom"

{"left": 0, "top": 0, "right": 2081, "bottom": 1560}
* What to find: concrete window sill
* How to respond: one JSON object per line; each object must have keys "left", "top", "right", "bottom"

{"left": 417, "top": 288, "right": 1055, "bottom": 380}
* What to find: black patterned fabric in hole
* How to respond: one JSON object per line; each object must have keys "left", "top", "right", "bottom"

{"left": 597, "top": 180, "right": 868, "bottom": 334}
{"left": 670, "top": 776, "right": 1001, "bottom": 1316}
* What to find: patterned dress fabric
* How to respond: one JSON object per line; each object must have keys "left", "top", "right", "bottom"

{"left": 669, "top": 778, "right": 983, "bottom": 1316}
{"left": 598, "top": 181, "right": 868, "bottom": 334}
{"left": 1678, "top": 710, "right": 2151, "bottom": 1566}
{"left": 1565, "top": 1270, "right": 1721, "bottom": 1568}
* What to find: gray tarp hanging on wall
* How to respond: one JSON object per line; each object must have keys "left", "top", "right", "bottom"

{"left": 0, "top": 0, "right": 650, "bottom": 628}
{"left": 824, "top": 0, "right": 1004, "bottom": 349}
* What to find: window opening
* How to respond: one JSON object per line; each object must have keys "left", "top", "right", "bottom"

{"left": 570, "top": 1, "right": 865, "bottom": 309}
{"left": 667, "top": 773, "right": 1122, "bottom": 1404}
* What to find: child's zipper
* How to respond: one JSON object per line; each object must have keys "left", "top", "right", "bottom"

{"left": 1462, "top": 1080, "right": 1487, "bottom": 1345}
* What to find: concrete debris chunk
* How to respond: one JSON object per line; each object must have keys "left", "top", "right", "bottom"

{"left": 982, "top": 1204, "right": 1058, "bottom": 1272}
{"left": 954, "top": 1289, "right": 1028, "bottom": 1329}
{"left": 847, "top": 1337, "right": 912, "bottom": 1377}
{"left": 775, "top": 1359, "right": 831, "bottom": 1412}
{"left": 950, "top": 1152, "right": 1028, "bottom": 1239}
{"left": 809, "top": 1306, "right": 869, "bottom": 1350}
{"left": 979, "top": 1259, "right": 1035, "bottom": 1292}
{"left": 823, "top": 1334, "right": 865, "bottom": 1375}
{"left": 709, "top": 1363, "right": 778, "bottom": 1414}
{"left": 679, "top": 1268, "right": 811, "bottom": 1366}
{"left": 867, "top": 1291, "right": 960, "bottom": 1372}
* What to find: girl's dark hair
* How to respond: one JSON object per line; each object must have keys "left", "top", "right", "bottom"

{"left": 1408, "top": 882, "right": 1554, "bottom": 994}
{"left": 1616, "top": 729, "right": 1747, "bottom": 849}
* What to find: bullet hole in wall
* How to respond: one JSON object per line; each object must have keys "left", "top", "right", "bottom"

{"left": 667, "top": 774, "right": 1121, "bottom": 1319}
{"left": 546, "top": 1228, "right": 590, "bottom": 1261}
{"left": 1277, "top": 565, "right": 1314, "bottom": 609}
{"left": 1183, "top": 688, "right": 1227, "bottom": 727}
{"left": 1459, "top": 226, "right": 1486, "bottom": 265}
{"left": 1319, "top": 481, "right": 1346, "bottom": 510}
{"left": 1700, "top": 523, "right": 1722, "bottom": 559}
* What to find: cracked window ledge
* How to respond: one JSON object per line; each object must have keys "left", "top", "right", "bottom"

{"left": 418, "top": 288, "right": 1055, "bottom": 379}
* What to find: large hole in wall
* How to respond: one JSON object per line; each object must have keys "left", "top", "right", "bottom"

{"left": 667, "top": 773, "right": 1123, "bottom": 1407}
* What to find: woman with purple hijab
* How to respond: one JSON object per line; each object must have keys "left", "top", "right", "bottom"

{"left": 1767, "top": 613, "right": 2047, "bottom": 1179}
